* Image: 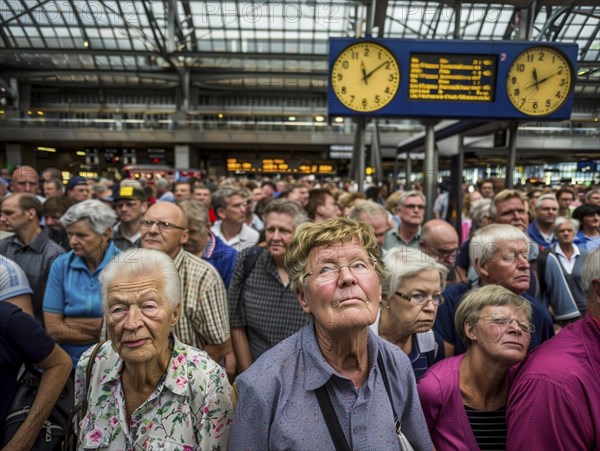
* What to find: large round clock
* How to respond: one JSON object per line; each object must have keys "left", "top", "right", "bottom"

{"left": 331, "top": 42, "right": 400, "bottom": 112}
{"left": 506, "top": 46, "right": 573, "bottom": 116}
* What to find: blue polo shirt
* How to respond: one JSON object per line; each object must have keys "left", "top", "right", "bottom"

{"left": 43, "top": 241, "right": 120, "bottom": 367}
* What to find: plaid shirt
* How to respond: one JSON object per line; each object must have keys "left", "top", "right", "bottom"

{"left": 228, "top": 247, "right": 308, "bottom": 361}
{"left": 173, "top": 248, "right": 230, "bottom": 348}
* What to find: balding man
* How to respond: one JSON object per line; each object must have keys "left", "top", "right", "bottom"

{"left": 140, "top": 201, "right": 231, "bottom": 362}
{"left": 11, "top": 166, "right": 44, "bottom": 203}
{"left": 420, "top": 219, "right": 464, "bottom": 285}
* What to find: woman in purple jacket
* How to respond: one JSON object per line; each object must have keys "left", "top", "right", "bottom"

{"left": 418, "top": 285, "right": 532, "bottom": 450}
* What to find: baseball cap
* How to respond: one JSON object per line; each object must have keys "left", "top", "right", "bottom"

{"left": 65, "top": 175, "right": 87, "bottom": 191}
{"left": 113, "top": 185, "right": 147, "bottom": 202}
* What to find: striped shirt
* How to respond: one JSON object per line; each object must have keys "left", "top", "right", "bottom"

{"left": 465, "top": 405, "right": 507, "bottom": 450}
{"left": 173, "top": 248, "right": 230, "bottom": 348}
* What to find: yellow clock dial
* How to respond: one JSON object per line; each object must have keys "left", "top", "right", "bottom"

{"left": 331, "top": 42, "right": 400, "bottom": 112}
{"left": 506, "top": 46, "right": 573, "bottom": 116}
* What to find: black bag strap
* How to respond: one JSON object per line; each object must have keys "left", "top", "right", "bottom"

{"left": 82, "top": 341, "right": 105, "bottom": 418}
{"left": 377, "top": 352, "right": 401, "bottom": 433}
{"left": 314, "top": 385, "right": 351, "bottom": 451}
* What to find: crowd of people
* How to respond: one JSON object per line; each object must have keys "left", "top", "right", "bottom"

{"left": 0, "top": 164, "right": 599, "bottom": 450}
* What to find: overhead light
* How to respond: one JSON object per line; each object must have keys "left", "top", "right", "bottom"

{"left": 36, "top": 147, "right": 56, "bottom": 152}
{"left": 37, "top": 111, "right": 44, "bottom": 116}
{"left": 218, "top": 113, "right": 224, "bottom": 119}
{"left": 334, "top": 117, "right": 344, "bottom": 123}
{"left": 76, "top": 151, "right": 86, "bottom": 156}
{"left": 83, "top": 41, "right": 89, "bottom": 48}
{"left": 27, "top": 111, "right": 33, "bottom": 115}
{"left": 315, "top": 116, "right": 325, "bottom": 122}
{"left": 288, "top": 116, "right": 296, "bottom": 121}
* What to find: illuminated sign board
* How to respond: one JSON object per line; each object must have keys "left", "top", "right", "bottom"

{"left": 226, "top": 158, "right": 335, "bottom": 174}
{"left": 408, "top": 53, "right": 497, "bottom": 102}
{"left": 328, "top": 38, "right": 577, "bottom": 120}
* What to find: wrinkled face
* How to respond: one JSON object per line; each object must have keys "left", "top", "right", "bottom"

{"left": 385, "top": 268, "right": 442, "bottom": 337}
{"left": 106, "top": 276, "right": 179, "bottom": 366}
{"left": 115, "top": 199, "right": 147, "bottom": 224}
{"left": 555, "top": 221, "right": 575, "bottom": 246}
{"left": 43, "top": 181, "right": 62, "bottom": 198}
{"left": 12, "top": 169, "right": 39, "bottom": 194}
{"left": 421, "top": 234, "right": 459, "bottom": 269}
{"left": 218, "top": 194, "right": 247, "bottom": 225}
{"left": 494, "top": 197, "right": 528, "bottom": 231}
{"left": 174, "top": 184, "right": 191, "bottom": 201}
{"left": 558, "top": 193, "right": 574, "bottom": 210}
{"left": 298, "top": 239, "right": 381, "bottom": 333}
{"left": 67, "top": 220, "right": 110, "bottom": 261}
{"left": 359, "top": 212, "right": 389, "bottom": 248}
{"left": 265, "top": 212, "right": 295, "bottom": 259}
{"left": 477, "top": 239, "right": 530, "bottom": 294}
{"left": 397, "top": 195, "right": 425, "bottom": 227}
{"left": 318, "top": 194, "right": 340, "bottom": 220}
{"left": 535, "top": 199, "right": 559, "bottom": 226}
{"left": 480, "top": 183, "right": 494, "bottom": 198}
{"left": 467, "top": 304, "right": 531, "bottom": 364}
{"left": 141, "top": 204, "right": 188, "bottom": 259}
{"left": 0, "top": 195, "right": 32, "bottom": 232}
{"left": 68, "top": 185, "right": 89, "bottom": 202}
{"left": 192, "top": 188, "right": 211, "bottom": 206}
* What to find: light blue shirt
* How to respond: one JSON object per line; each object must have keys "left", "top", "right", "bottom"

{"left": 229, "top": 322, "right": 433, "bottom": 451}
{"left": 43, "top": 241, "right": 120, "bottom": 367}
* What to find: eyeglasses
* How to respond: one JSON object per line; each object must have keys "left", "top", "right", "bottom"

{"left": 478, "top": 315, "right": 535, "bottom": 334}
{"left": 402, "top": 204, "right": 425, "bottom": 210}
{"left": 140, "top": 220, "right": 186, "bottom": 231}
{"left": 303, "top": 257, "right": 376, "bottom": 283}
{"left": 395, "top": 291, "right": 445, "bottom": 306}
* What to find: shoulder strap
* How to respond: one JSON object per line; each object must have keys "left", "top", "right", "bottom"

{"left": 314, "top": 385, "right": 351, "bottom": 451}
{"left": 82, "top": 341, "right": 106, "bottom": 418}
{"left": 377, "top": 353, "right": 400, "bottom": 425}
{"left": 241, "top": 246, "right": 265, "bottom": 285}
{"left": 536, "top": 249, "right": 550, "bottom": 295}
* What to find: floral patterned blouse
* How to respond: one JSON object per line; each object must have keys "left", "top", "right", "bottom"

{"left": 74, "top": 335, "right": 233, "bottom": 450}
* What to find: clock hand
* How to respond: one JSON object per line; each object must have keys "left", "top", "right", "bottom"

{"left": 363, "top": 61, "right": 388, "bottom": 81}
{"left": 525, "top": 68, "right": 563, "bottom": 90}
{"left": 532, "top": 68, "right": 539, "bottom": 91}
{"left": 361, "top": 61, "right": 368, "bottom": 85}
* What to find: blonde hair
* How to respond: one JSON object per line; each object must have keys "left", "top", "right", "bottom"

{"left": 285, "top": 217, "right": 385, "bottom": 293}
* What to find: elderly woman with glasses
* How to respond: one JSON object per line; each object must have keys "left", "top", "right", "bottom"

{"left": 373, "top": 248, "right": 448, "bottom": 380}
{"left": 43, "top": 199, "right": 119, "bottom": 368}
{"left": 418, "top": 284, "right": 533, "bottom": 450}
{"left": 229, "top": 217, "right": 433, "bottom": 451}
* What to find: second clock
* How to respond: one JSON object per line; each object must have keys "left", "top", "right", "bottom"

{"left": 331, "top": 42, "right": 400, "bottom": 113}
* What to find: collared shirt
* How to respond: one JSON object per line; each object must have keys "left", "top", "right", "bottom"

{"left": 228, "top": 247, "right": 307, "bottom": 360}
{"left": 382, "top": 226, "right": 421, "bottom": 251}
{"left": 0, "top": 227, "right": 64, "bottom": 319}
{"left": 43, "top": 242, "right": 120, "bottom": 367}
{"left": 0, "top": 255, "right": 33, "bottom": 301}
{"left": 75, "top": 335, "right": 233, "bottom": 450}
{"left": 574, "top": 229, "right": 600, "bottom": 252}
{"left": 172, "top": 248, "right": 229, "bottom": 348}
{"left": 554, "top": 243, "right": 581, "bottom": 274}
{"left": 211, "top": 221, "right": 259, "bottom": 252}
{"left": 111, "top": 223, "right": 141, "bottom": 251}
{"left": 229, "top": 322, "right": 434, "bottom": 451}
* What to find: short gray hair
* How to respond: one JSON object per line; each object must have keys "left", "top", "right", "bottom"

{"left": 212, "top": 186, "right": 246, "bottom": 212}
{"left": 178, "top": 199, "right": 210, "bottom": 230}
{"left": 454, "top": 285, "right": 532, "bottom": 348}
{"left": 469, "top": 224, "right": 530, "bottom": 271}
{"left": 348, "top": 200, "right": 388, "bottom": 221}
{"left": 469, "top": 198, "right": 492, "bottom": 226}
{"left": 99, "top": 248, "right": 181, "bottom": 311}
{"left": 60, "top": 199, "right": 117, "bottom": 234}
{"left": 535, "top": 193, "right": 558, "bottom": 210}
{"left": 262, "top": 199, "right": 307, "bottom": 228}
{"left": 397, "top": 190, "right": 426, "bottom": 208}
{"left": 382, "top": 247, "right": 448, "bottom": 297}
{"left": 581, "top": 248, "right": 600, "bottom": 295}
{"left": 551, "top": 216, "right": 580, "bottom": 235}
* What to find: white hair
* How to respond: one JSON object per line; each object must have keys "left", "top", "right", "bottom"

{"left": 382, "top": 247, "right": 448, "bottom": 296}
{"left": 99, "top": 248, "right": 181, "bottom": 311}
{"left": 60, "top": 199, "right": 117, "bottom": 235}
{"left": 469, "top": 224, "right": 531, "bottom": 271}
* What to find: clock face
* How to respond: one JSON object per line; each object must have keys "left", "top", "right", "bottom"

{"left": 331, "top": 42, "right": 400, "bottom": 112}
{"left": 506, "top": 46, "right": 573, "bottom": 116}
